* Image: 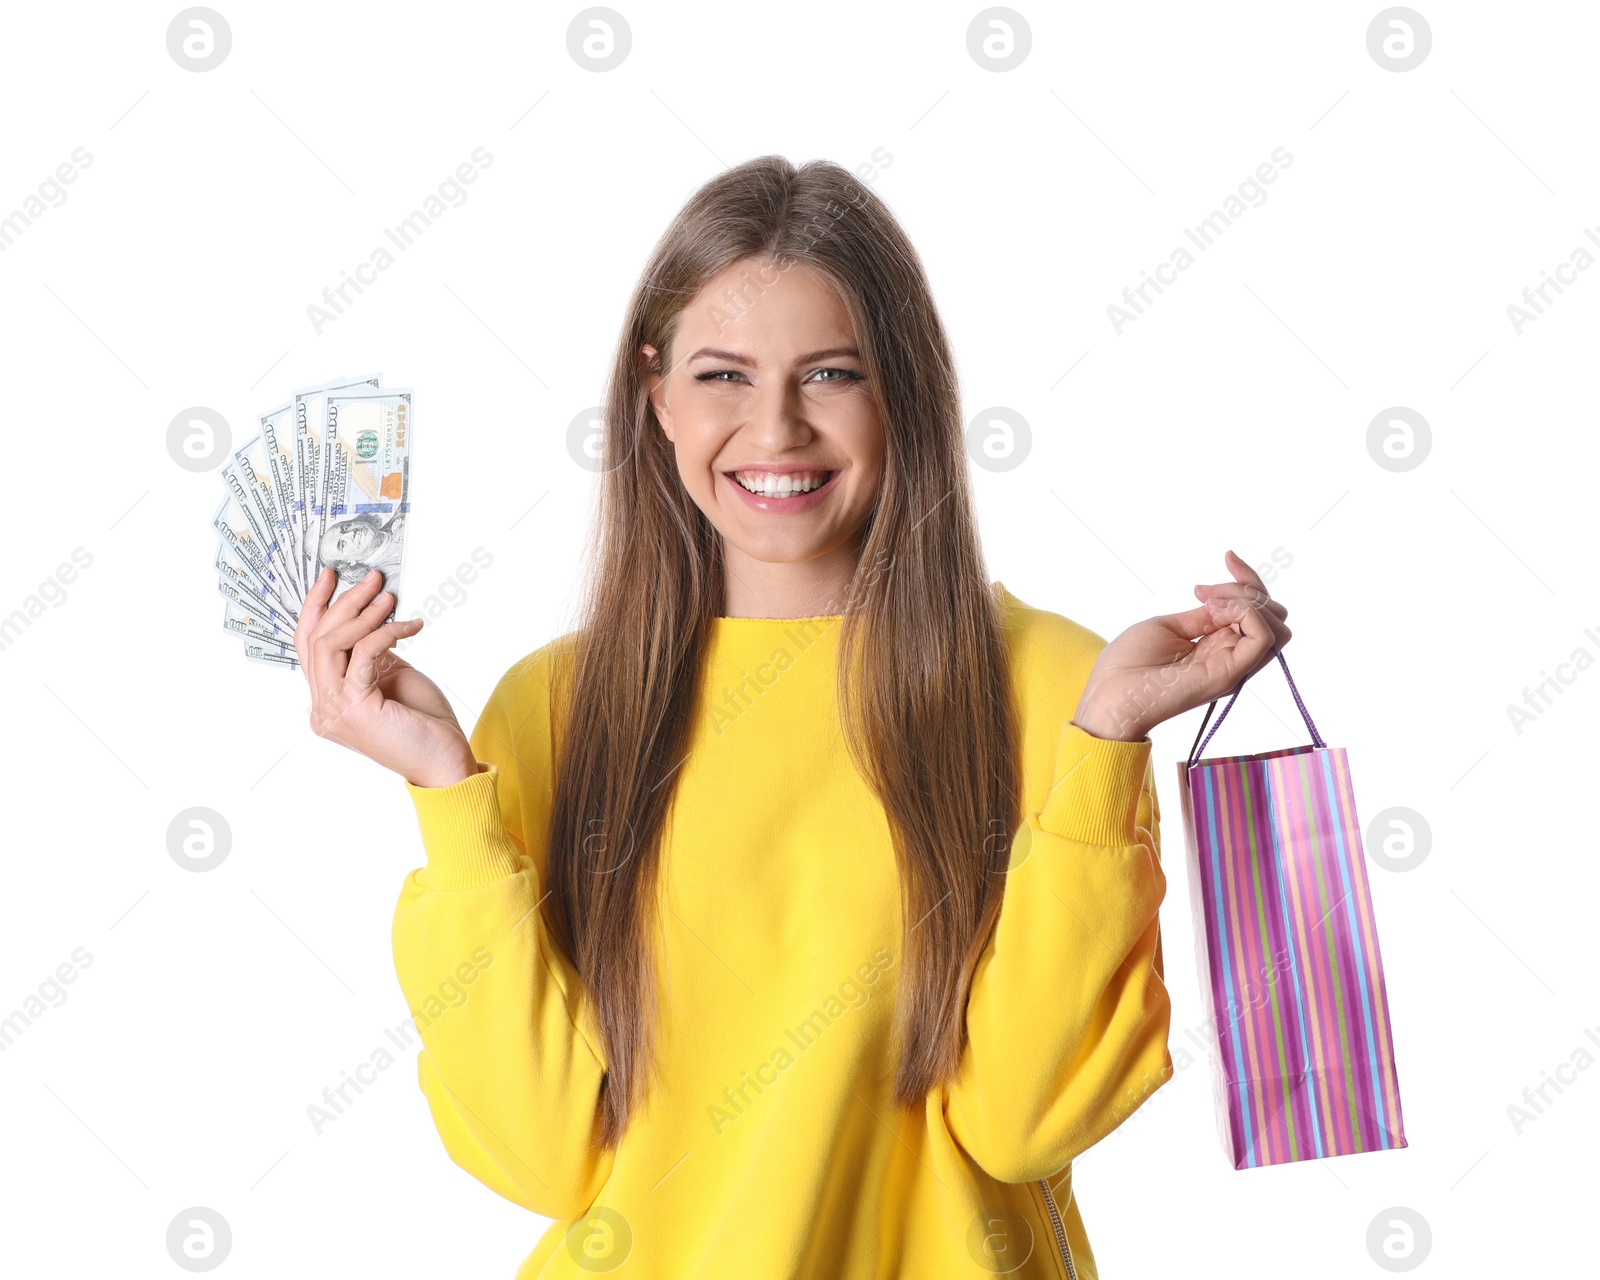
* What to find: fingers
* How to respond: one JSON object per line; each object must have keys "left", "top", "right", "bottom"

{"left": 1202, "top": 588, "right": 1289, "bottom": 646}
{"left": 1223, "top": 548, "right": 1265, "bottom": 591}
{"left": 321, "top": 567, "right": 388, "bottom": 631}
{"left": 1166, "top": 549, "right": 1291, "bottom": 651}
{"left": 297, "top": 565, "right": 338, "bottom": 640}
{"left": 348, "top": 616, "right": 424, "bottom": 689}
{"left": 1166, "top": 553, "right": 1295, "bottom": 699}
{"left": 294, "top": 566, "right": 338, "bottom": 680}
{"left": 1196, "top": 581, "right": 1288, "bottom": 621}
{"left": 321, "top": 586, "right": 399, "bottom": 653}
{"left": 307, "top": 570, "right": 391, "bottom": 719}
{"left": 1194, "top": 585, "right": 1290, "bottom": 679}
{"left": 318, "top": 590, "right": 397, "bottom": 697}
{"left": 1162, "top": 602, "right": 1216, "bottom": 640}
{"left": 1196, "top": 550, "right": 1289, "bottom": 628}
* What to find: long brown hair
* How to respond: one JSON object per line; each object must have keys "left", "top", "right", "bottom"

{"left": 544, "top": 155, "right": 1022, "bottom": 1149}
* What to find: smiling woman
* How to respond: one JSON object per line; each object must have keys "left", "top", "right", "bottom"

{"left": 640, "top": 258, "right": 886, "bottom": 616}
{"left": 295, "top": 152, "right": 1294, "bottom": 1280}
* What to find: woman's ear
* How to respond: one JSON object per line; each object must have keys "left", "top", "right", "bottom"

{"left": 641, "top": 342, "right": 673, "bottom": 442}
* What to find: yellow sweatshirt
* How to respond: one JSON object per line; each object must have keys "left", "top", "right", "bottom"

{"left": 391, "top": 583, "right": 1173, "bottom": 1279}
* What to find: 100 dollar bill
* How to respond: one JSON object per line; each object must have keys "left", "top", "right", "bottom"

{"left": 293, "top": 372, "right": 381, "bottom": 590}
{"left": 314, "top": 387, "right": 413, "bottom": 615}
{"left": 219, "top": 440, "right": 300, "bottom": 607}
{"left": 244, "top": 641, "right": 299, "bottom": 670}
{"left": 214, "top": 496, "right": 300, "bottom": 620}
{"left": 257, "top": 400, "right": 306, "bottom": 597}
{"left": 224, "top": 599, "right": 294, "bottom": 648}
{"left": 218, "top": 556, "right": 295, "bottom": 633}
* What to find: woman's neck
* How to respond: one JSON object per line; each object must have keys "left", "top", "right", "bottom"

{"left": 719, "top": 540, "right": 860, "bottom": 619}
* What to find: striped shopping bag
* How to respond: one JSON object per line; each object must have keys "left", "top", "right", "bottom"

{"left": 1175, "top": 646, "right": 1407, "bottom": 1170}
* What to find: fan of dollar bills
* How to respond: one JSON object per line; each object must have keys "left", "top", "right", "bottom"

{"left": 215, "top": 374, "right": 413, "bottom": 670}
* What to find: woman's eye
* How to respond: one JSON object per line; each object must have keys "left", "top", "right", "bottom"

{"left": 693, "top": 368, "right": 862, "bottom": 384}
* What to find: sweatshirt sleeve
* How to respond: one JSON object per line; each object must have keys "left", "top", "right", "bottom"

{"left": 390, "top": 653, "right": 613, "bottom": 1218}
{"left": 939, "top": 716, "right": 1173, "bottom": 1184}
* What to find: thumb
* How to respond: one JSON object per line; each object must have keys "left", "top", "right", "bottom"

{"left": 1161, "top": 602, "right": 1215, "bottom": 640}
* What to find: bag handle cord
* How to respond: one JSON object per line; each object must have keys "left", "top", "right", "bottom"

{"left": 1184, "top": 644, "right": 1325, "bottom": 770}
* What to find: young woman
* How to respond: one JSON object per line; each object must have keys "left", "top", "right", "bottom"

{"left": 295, "top": 156, "right": 1290, "bottom": 1279}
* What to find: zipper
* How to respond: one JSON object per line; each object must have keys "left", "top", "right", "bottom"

{"left": 1035, "top": 1176, "right": 1078, "bottom": 1280}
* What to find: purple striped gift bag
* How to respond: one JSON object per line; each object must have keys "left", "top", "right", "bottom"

{"left": 1175, "top": 647, "right": 1407, "bottom": 1170}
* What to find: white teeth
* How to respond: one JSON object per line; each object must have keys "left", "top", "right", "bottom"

{"left": 732, "top": 470, "right": 829, "bottom": 496}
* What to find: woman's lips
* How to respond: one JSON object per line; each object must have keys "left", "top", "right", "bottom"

{"left": 723, "top": 469, "right": 840, "bottom": 513}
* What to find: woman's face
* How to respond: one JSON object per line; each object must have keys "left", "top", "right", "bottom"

{"left": 644, "top": 255, "right": 885, "bottom": 607}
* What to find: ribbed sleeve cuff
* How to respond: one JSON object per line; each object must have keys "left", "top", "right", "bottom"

{"left": 1038, "top": 720, "right": 1153, "bottom": 847}
{"left": 405, "top": 762, "right": 524, "bottom": 889}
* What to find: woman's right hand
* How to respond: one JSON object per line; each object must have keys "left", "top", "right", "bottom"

{"left": 295, "top": 566, "right": 480, "bottom": 789}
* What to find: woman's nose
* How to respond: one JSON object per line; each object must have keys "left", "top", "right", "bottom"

{"left": 746, "top": 377, "right": 811, "bottom": 446}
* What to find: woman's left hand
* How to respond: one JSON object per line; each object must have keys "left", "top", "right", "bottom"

{"left": 1071, "top": 549, "right": 1292, "bottom": 742}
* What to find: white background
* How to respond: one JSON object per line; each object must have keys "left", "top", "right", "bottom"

{"left": 1, "top": 1, "right": 1594, "bottom": 1276}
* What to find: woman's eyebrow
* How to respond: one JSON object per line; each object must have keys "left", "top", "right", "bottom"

{"left": 686, "top": 346, "right": 860, "bottom": 365}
